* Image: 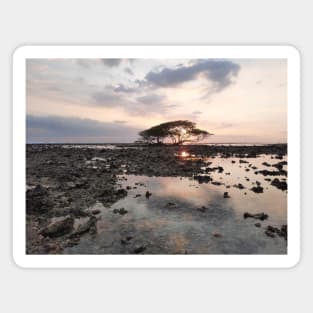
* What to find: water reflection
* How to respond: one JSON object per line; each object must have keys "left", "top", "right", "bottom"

{"left": 64, "top": 154, "right": 287, "bottom": 255}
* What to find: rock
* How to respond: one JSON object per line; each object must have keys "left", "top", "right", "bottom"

{"left": 126, "top": 186, "right": 132, "bottom": 190}
{"left": 265, "top": 230, "right": 276, "bottom": 238}
{"left": 223, "top": 192, "right": 230, "bottom": 198}
{"left": 254, "top": 223, "right": 261, "bottom": 227}
{"left": 212, "top": 181, "right": 223, "bottom": 186}
{"left": 145, "top": 191, "right": 152, "bottom": 198}
{"left": 271, "top": 178, "right": 287, "bottom": 191}
{"left": 121, "top": 236, "right": 133, "bottom": 245}
{"left": 239, "top": 159, "right": 249, "bottom": 164}
{"left": 243, "top": 212, "right": 268, "bottom": 221}
{"left": 91, "top": 209, "right": 101, "bottom": 215}
{"left": 133, "top": 245, "right": 146, "bottom": 254}
{"left": 197, "top": 206, "right": 208, "bottom": 212}
{"left": 233, "top": 183, "right": 245, "bottom": 189}
{"left": 113, "top": 208, "right": 128, "bottom": 215}
{"left": 166, "top": 202, "right": 177, "bottom": 208}
{"left": 71, "top": 216, "right": 97, "bottom": 236}
{"left": 262, "top": 162, "right": 271, "bottom": 167}
{"left": 212, "top": 233, "right": 222, "bottom": 238}
{"left": 115, "top": 189, "right": 128, "bottom": 197}
{"left": 251, "top": 186, "right": 264, "bottom": 193}
{"left": 26, "top": 184, "right": 53, "bottom": 214}
{"left": 194, "top": 175, "right": 211, "bottom": 184}
{"left": 134, "top": 194, "right": 141, "bottom": 198}
{"left": 40, "top": 216, "right": 74, "bottom": 238}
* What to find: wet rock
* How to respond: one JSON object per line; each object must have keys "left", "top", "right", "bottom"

{"left": 243, "top": 212, "right": 268, "bottom": 221}
{"left": 113, "top": 208, "right": 128, "bottom": 215}
{"left": 71, "top": 216, "right": 97, "bottom": 236}
{"left": 233, "top": 183, "right": 245, "bottom": 189}
{"left": 265, "top": 225, "right": 287, "bottom": 240}
{"left": 212, "top": 181, "right": 223, "bottom": 186}
{"left": 256, "top": 169, "right": 287, "bottom": 176}
{"left": 212, "top": 233, "right": 222, "bottom": 238}
{"left": 197, "top": 206, "right": 208, "bottom": 212}
{"left": 251, "top": 186, "right": 264, "bottom": 193}
{"left": 262, "top": 162, "right": 271, "bottom": 167}
{"left": 265, "top": 230, "right": 276, "bottom": 238}
{"left": 272, "top": 161, "right": 287, "bottom": 170}
{"left": 166, "top": 202, "right": 177, "bottom": 208}
{"left": 26, "top": 185, "right": 53, "bottom": 214}
{"left": 121, "top": 236, "right": 133, "bottom": 245}
{"left": 194, "top": 175, "right": 212, "bottom": 184}
{"left": 271, "top": 178, "right": 287, "bottom": 191}
{"left": 133, "top": 245, "right": 146, "bottom": 254}
{"left": 40, "top": 216, "right": 74, "bottom": 238}
{"left": 223, "top": 192, "right": 230, "bottom": 198}
{"left": 115, "top": 188, "right": 128, "bottom": 197}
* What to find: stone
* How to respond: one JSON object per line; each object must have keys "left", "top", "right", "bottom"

{"left": 40, "top": 216, "right": 74, "bottom": 238}
{"left": 243, "top": 212, "right": 268, "bottom": 221}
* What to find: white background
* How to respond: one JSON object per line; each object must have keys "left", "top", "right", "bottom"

{"left": 1, "top": 1, "right": 312, "bottom": 312}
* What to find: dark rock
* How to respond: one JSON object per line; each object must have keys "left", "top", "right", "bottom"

{"left": 91, "top": 209, "right": 101, "bottom": 215}
{"left": 223, "top": 192, "right": 230, "bottom": 198}
{"left": 133, "top": 245, "right": 146, "bottom": 254}
{"left": 113, "top": 208, "right": 128, "bottom": 215}
{"left": 265, "top": 230, "right": 276, "bottom": 238}
{"left": 212, "top": 233, "right": 222, "bottom": 238}
{"left": 251, "top": 186, "right": 264, "bottom": 193}
{"left": 262, "top": 162, "right": 271, "bottom": 167}
{"left": 194, "top": 175, "right": 211, "bottom": 184}
{"left": 197, "top": 206, "right": 208, "bottom": 212}
{"left": 145, "top": 191, "right": 152, "bottom": 198}
{"left": 254, "top": 223, "right": 261, "bottom": 227}
{"left": 40, "top": 216, "right": 74, "bottom": 238}
{"left": 271, "top": 178, "right": 287, "bottom": 191}
{"left": 26, "top": 185, "right": 53, "bottom": 214}
{"left": 233, "top": 183, "right": 245, "bottom": 189}
{"left": 243, "top": 212, "right": 268, "bottom": 221}
{"left": 71, "top": 216, "right": 97, "bottom": 236}
{"left": 239, "top": 159, "right": 249, "bottom": 164}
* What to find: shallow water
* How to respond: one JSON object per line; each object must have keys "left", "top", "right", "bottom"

{"left": 64, "top": 154, "right": 287, "bottom": 255}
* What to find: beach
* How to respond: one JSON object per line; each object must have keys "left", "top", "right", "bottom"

{"left": 26, "top": 144, "right": 287, "bottom": 254}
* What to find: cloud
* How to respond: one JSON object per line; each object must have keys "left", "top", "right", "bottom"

{"left": 101, "top": 59, "right": 123, "bottom": 67}
{"left": 136, "top": 94, "right": 165, "bottom": 105}
{"left": 124, "top": 67, "right": 134, "bottom": 75}
{"left": 144, "top": 59, "right": 240, "bottom": 91}
{"left": 192, "top": 110, "right": 202, "bottom": 115}
{"left": 113, "top": 84, "right": 137, "bottom": 93}
{"left": 114, "top": 120, "right": 127, "bottom": 124}
{"left": 26, "top": 115, "right": 140, "bottom": 143}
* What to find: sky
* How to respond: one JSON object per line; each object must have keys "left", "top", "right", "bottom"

{"left": 26, "top": 58, "right": 287, "bottom": 143}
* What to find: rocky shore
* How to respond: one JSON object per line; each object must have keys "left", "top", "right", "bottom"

{"left": 26, "top": 144, "right": 287, "bottom": 254}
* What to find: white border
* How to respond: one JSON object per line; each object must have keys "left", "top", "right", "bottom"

{"left": 13, "top": 45, "right": 300, "bottom": 268}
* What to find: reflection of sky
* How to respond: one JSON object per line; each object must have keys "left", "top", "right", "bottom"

{"left": 26, "top": 58, "right": 287, "bottom": 143}
{"left": 65, "top": 154, "right": 287, "bottom": 255}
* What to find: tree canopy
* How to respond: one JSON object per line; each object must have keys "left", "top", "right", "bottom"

{"left": 137, "top": 120, "right": 213, "bottom": 145}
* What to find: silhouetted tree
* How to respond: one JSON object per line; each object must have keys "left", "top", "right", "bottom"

{"left": 137, "top": 120, "right": 213, "bottom": 145}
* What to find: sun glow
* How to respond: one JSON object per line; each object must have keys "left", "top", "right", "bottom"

{"left": 181, "top": 151, "right": 189, "bottom": 157}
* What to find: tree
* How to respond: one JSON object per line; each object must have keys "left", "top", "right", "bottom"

{"left": 137, "top": 120, "right": 213, "bottom": 145}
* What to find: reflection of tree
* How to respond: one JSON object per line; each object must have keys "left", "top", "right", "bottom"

{"left": 136, "top": 120, "right": 213, "bottom": 145}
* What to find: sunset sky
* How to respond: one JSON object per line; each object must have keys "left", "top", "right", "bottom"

{"left": 26, "top": 58, "right": 287, "bottom": 143}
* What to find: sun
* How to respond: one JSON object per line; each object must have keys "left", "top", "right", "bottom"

{"left": 181, "top": 151, "right": 189, "bottom": 157}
